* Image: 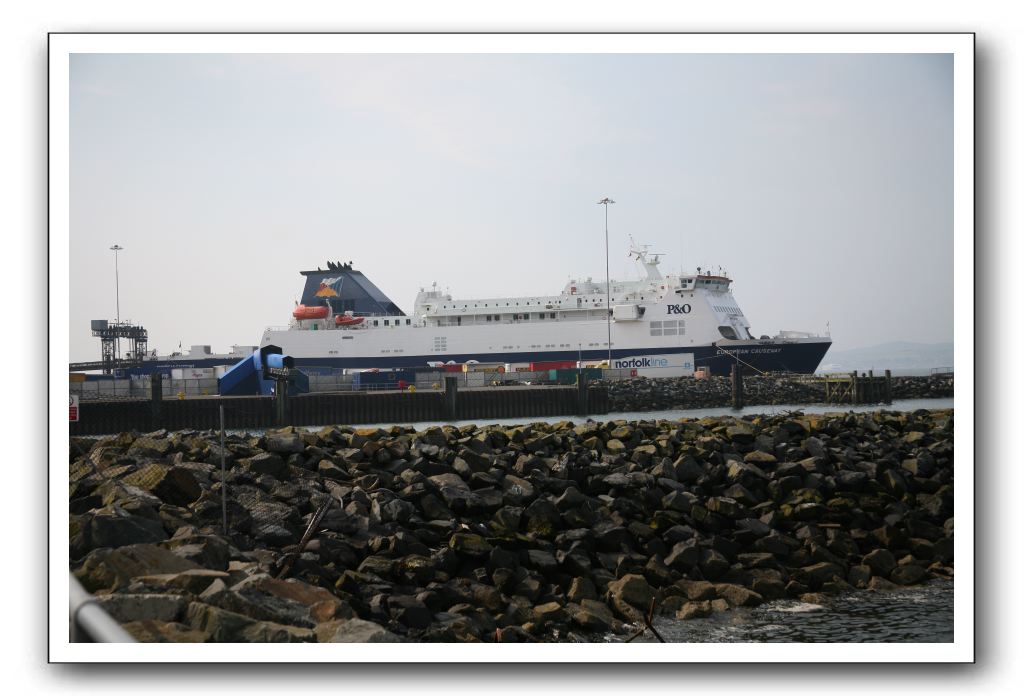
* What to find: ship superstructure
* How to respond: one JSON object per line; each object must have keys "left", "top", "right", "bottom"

{"left": 259, "top": 240, "right": 831, "bottom": 375}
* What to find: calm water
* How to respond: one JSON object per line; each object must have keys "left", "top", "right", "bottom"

{"left": 621, "top": 580, "right": 954, "bottom": 643}
{"left": 287, "top": 398, "right": 953, "bottom": 433}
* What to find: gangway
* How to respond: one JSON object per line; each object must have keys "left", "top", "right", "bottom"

{"left": 217, "top": 345, "right": 309, "bottom": 396}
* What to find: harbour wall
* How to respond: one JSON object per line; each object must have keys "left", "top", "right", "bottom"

{"left": 67, "top": 374, "right": 953, "bottom": 437}
{"left": 68, "top": 385, "right": 610, "bottom": 436}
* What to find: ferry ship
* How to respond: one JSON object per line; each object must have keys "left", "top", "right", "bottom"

{"left": 258, "top": 240, "right": 831, "bottom": 375}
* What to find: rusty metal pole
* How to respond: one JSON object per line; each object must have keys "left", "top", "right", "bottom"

{"left": 150, "top": 371, "right": 162, "bottom": 429}
{"left": 731, "top": 362, "right": 744, "bottom": 410}
{"left": 444, "top": 376, "right": 458, "bottom": 421}
{"left": 220, "top": 403, "right": 227, "bottom": 535}
{"left": 576, "top": 371, "right": 589, "bottom": 417}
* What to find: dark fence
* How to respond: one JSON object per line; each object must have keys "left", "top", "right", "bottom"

{"left": 68, "top": 385, "right": 610, "bottom": 436}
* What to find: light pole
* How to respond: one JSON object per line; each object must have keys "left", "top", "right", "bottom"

{"left": 110, "top": 244, "right": 123, "bottom": 362}
{"left": 598, "top": 198, "right": 614, "bottom": 367}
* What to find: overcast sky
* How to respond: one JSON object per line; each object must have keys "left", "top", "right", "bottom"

{"left": 68, "top": 52, "right": 953, "bottom": 362}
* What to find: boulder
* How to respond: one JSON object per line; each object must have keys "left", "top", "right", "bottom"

{"left": 265, "top": 432, "right": 305, "bottom": 454}
{"left": 890, "top": 564, "right": 928, "bottom": 586}
{"left": 75, "top": 544, "right": 200, "bottom": 592}
{"left": 242, "top": 453, "right": 287, "bottom": 478}
{"left": 94, "top": 593, "right": 189, "bottom": 623}
{"left": 862, "top": 548, "right": 897, "bottom": 578}
{"left": 567, "top": 577, "right": 598, "bottom": 603}
{"left": 449, "top": 533, "right": 493, "bottom": 557}
{"left": 607, "top": 573, "right": 654, "bottom": 610}
{"left": 122, "top": 465, "right": 202, "bottom": 507}
{"left": 676, "top": 579, "right": 717, "bottom": 602}
{"left": 714, "top": 583, "right": 763, "bottom": 608}
{"left": 532, "top": 601, "right": 566, "bottom": 625}
{"left": 134, "top": 569, "right": 229, "bottom": 595}
{"left": 676, "top": 600, "right": 713, "bottom": 620}
{"left": 72, "top": 506, "right": 168, "bottom": 558}
{"left": 568, "top": 599, "right": 614, "bottom": 631}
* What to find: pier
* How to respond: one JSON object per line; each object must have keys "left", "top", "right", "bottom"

{"left": 818, "top": 370, "right": 893, "bottom": 405}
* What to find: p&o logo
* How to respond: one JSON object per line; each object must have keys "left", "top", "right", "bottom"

{"left": 666, "top": 304, "right": 691, "bottom": 315}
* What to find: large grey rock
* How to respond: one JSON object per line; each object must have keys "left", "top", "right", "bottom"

{"left": 862, "top": 548, "right": 897, "bottom": 578}
{"left": 122, "top": 464, "right": 202, "bottom": 506}
{"left": 265, "top": 432, "right": 305, "bottom": 454}
{"left": 320, "top": 618, "right": 403, "bottom": 642}
{"left": 74, "top": 543, "right": 197, "bottom": 592}
{"left": 714, "top": 583, "right": 763, "bottom": 608}
{"left": 890, "top": 564, "right": 928, "bottom": 586}
{"left": 242, "top": 453, "right": 287, "bottom": 478}
{"left": 568, "top": 599, "right": 614, "bottom": 631}
{"left": 75, "top": 510, "right": 168, "bottom": 560}
{"left": 607, "top": 573, "right": 654, "bottom": 609}
{"left": 94, "top": 593, "right": 189, "bottom": 623}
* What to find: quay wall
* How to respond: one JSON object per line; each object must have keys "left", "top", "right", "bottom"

{"left": 68, "top": 386, "right": 609, "bottom": 436}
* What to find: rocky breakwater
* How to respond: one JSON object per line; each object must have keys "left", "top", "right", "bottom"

{"left": 68, "top": 408, "right": 953, "bottom": 643}
{"left": 605, "top": 375, "right": 954, "bottom": 412}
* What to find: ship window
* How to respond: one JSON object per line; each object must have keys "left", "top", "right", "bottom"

{"left": 373, "top": 320, "right": 378, "bottom": 326}
{"left": 650, "top": 321, "right": 662, "bottom": 337}
{"left": 662, "top": 320, "right": 678, "bottom": 336}
{"left": 384, "top": 320, "right": 389, "bottom": 326}
{"left": 406, "top": 319, "right": 411, "bottom": 325}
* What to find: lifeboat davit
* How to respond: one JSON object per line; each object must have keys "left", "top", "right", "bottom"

{"left": 335, "top": 315, "right": 365, "bottom": 327}
{"left": 292, "top": 304, "right": 329, "bottom": 320}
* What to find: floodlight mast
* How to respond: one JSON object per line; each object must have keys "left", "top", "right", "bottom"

{"left": 110, "top": 244, "right": 123, "bottom": 363}
{"left": 598, "top": 198, "right": 615, "bottom": 367}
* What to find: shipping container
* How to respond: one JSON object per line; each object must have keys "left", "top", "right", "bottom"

{"left": 530, "top": 360, "right": 577, "bottom": 371}
{"left": 171, "top": 367, "right": 216, "bottom": 380}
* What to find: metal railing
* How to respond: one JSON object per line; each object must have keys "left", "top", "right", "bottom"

{"left": 67, "top": 368, "right": 643, "bottom": 403}
{"left": 69, "top": 574, "right": 135, "bottom": 643}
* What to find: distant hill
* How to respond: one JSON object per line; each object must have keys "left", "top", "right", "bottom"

{"left": 817, "top": 341, "right": 954, "bottom": 375}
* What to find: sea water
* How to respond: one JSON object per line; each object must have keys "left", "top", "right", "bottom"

{"left": 295, "top": 398, "right": 954, "bottom": 433}
{"left": 621, "top": 579, "right": 954, "bottom": 643}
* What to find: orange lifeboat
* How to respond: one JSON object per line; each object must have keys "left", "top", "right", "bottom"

{"left": 292, "top": 304, "right": 329, "bottom": 320}
{"left": 335, "top": 315, "right": 365, "bottom": 327}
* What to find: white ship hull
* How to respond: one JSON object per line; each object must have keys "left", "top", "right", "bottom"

{"left": 259, "top": 243, "right": 831, "bottom": 375}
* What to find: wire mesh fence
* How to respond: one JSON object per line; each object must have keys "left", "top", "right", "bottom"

{"left": 70, "top": 402, "right": 317, "bottom": 556}
{"left": 69, "top": 367, "right": 634, "bottom": 403}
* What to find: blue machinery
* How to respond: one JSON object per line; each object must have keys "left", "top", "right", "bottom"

{"left": 217, "top": 345, "right": 309, "bottom": 397}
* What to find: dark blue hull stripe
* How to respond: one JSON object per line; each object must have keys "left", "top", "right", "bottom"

{"left": 112, "top": 341, "right": 831, "bottom": 377}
